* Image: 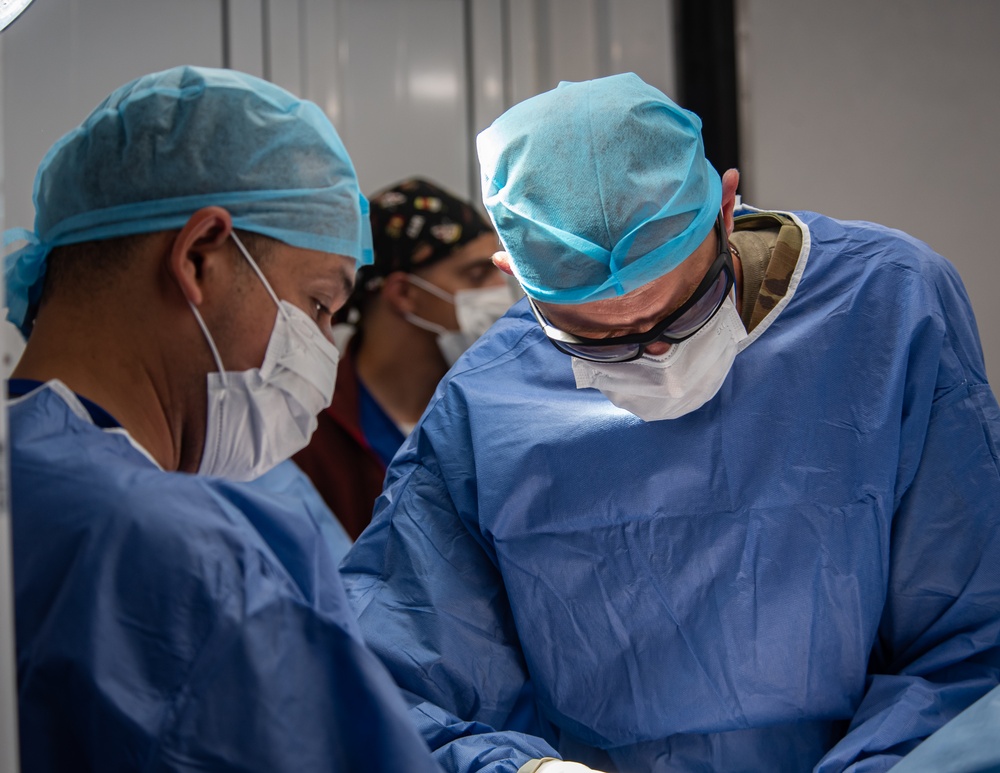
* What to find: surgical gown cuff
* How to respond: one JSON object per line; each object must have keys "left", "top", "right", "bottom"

{"left": 517, "top": 759, "right": 558, "bottom": 773}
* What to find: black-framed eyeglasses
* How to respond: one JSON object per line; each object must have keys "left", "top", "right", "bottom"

{"left": 527, "top": 213, "right": 735, "bottom": 363}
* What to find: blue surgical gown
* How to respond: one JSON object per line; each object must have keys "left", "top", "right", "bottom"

{"left": 10, "top": 381, "right": 442, "bottom": 773}
{"left": 892, "top": 683, "right": 1000, "bottom": 772}
{"left": 341, "top": 211, "right": 1000, "bottom": 773}
{"left": 247, "top": 458, "right": 354, "bottom": 565}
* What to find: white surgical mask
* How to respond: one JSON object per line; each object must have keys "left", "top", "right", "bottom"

{"left": 404, "top": 274, "right": 515, "bottom": 365}
{"left": 190, "top": 233, "right": 340, "bottom": 481}
{"left": 571, "top": 296, "right": 746, "bottom": 421}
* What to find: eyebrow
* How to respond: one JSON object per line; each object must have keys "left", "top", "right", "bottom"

{"left": 544, "top": 249, "right": 716, "bottom": 338}
{"left": 637, "top": 240, "right": 719, "bottom": 322}
{"left": 620, "top": 265, "right": 710, "bottom": 332}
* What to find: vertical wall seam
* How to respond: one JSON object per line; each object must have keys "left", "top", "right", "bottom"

{"left": 464, "top": 0, "right": 479, "bottom": 202}
{"left": 221, "top": 0, "right": 231, "bottom": 69}
{"left": 299, "top": 0, "right": 308, "bottom": 96}
{"left": 595, "top": 0, "right": 611, "bottom": 75}
{"left": 536, "top": 0, "right": 552, "bottom": 93}
{"left": 500, "top": 0, "right": 512, "bottom": 110}
{"left": 261, "top": 0, "right": 271, "bottom": 81}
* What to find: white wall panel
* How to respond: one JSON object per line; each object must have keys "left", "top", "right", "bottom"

{"left": 507, "top": 0, "right": 676, "bottom": 115}
{"left": 469, "top": 0, "right": 505, "bottom": 124}
{"left": 299, "top": 0, "right": 345, "bottom": 126}
{"left": 228, "top": 0, "right": 265, "bottom": 78}
{"left": 546, "top": 0, "right": 602, "bottom": 84}
{"left": 267, "top": 0, "right": 304, "bottom": 95}
{"left": 507, "top": 0, "right": 543, "bottom": 105}
{"left": 290, "top": 0, "right": 679, "bottom": 205}
{"left": 468, "top": 0, "right": 506, "bottom": 199}
{"left": 737, "top": 0, "right": 1000, "bottom": 386}
{"left": 1, "top": 0, "right": 224, "bottom": 233}
{"left": 606, "top": 0, "right": 677, "bottom": 99}
{"left": 0, "top": 0, "right": 682, "bottom": 287}
{"left": 329, "top": 0, "right": 470, "bottom": 200}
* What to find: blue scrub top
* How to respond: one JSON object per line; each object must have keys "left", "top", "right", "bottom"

{"left": 342, "top": 211, "right": 1000, "bottom": 773}
{"left": 358, "top": 377, "right": 407, "bottom": 467}
{"left": 9, "top": 380, "right": 442, "bottom": 773}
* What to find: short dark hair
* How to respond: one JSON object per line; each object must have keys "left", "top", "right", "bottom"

{"left": 41, "top": 233, "right": 154, "bottom": 308}
{"left": 232, "top": 229, "right": 276, "bottom": 268}
{"left": 42, "top": 228, "right": 277, "bottom": 302}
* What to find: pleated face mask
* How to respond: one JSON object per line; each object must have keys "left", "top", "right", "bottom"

{"left": 571, "top": 295, "right": 746, "bottom": 421}
{"left": 404, "top": 274, "right": 515, "bottom": 365}
{"left": 191, "top": 233, "right": 340, "bottom": 481}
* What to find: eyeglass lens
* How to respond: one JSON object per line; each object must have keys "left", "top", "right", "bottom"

{"left": 557, "top": 267, "right": 731, "bottom": 361}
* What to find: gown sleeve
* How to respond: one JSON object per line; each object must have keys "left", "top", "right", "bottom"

{"left": 146, "top": 590, "right": 448, "bottom": 773}
{"left": 815, "top": 259, "right": 1000, "bottom": 772}
{"left": 343, "top": 442, "right": 560, "bottom": 773}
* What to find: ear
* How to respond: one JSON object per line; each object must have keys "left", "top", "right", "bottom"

{"left": 379, "top": 271, "right": 417, "bottom": 316}
{"left": 167, "top": 206, "right": 234, "bottom": 306}
{"left": 492, "top": 250, "right": 515, "bottom": 276}
{"left": 721, "top": 168, "right": 741, "bottom": 235}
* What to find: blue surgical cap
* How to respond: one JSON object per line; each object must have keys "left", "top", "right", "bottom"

{"left": 477, "top": 72, "right": 722, "bottom": 304}
{"left": 4, "top": 65, "right": 372, "bottom": 336}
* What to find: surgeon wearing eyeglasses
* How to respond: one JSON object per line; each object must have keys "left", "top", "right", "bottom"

{"left": 341, "top": 73, "right": 1000, "bottom": 773}
{"left": 515, "top": 211, "right": 740, "bottom": 422}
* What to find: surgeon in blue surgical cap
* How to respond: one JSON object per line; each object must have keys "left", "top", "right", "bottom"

{"left": 5, "top": 65, "right": 443, "bottom": 773}
{"left": 341, "top": 72, "right": 1000, "bottom": 772}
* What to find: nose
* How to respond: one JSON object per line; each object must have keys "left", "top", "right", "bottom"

{"left": 643, "top": 341, "right": 673, "bottom": 357}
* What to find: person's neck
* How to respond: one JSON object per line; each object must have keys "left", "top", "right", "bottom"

{"left": 13, "top": 310, "right": 183, "bottom": 471}
{"left": 353, "top": 315, "right": 448, "bottom": 428}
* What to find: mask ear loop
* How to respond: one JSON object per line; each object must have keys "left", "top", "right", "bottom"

{"left": 231, "top": 231, "right": 286, "bottom": 316}
{"left": 189, "top": 302, "right": 227, "bottom": 375}
{"left": 407, "top": 273, "right": 456, "bottom": 304}
{"left": 187, "top": 231, "right": 279, "bottom": 376}
{"left": 404, "top": 312, "right": 450, "bottom": 336}
{"left": 404, "top": 275, "right": 459, "bottom": 335}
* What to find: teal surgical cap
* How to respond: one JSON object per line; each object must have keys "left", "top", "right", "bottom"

{"left": 4, "top": 65, "right": 372, "bottom": 336}
{"left": 477, "top": 72, "right": 722, "bottom": 304}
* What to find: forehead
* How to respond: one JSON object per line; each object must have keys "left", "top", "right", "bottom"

{"left": 418, "top": 231, "right": 501, "bottom": 274}
{"left": 537, "top": 230, "right": 718, "bottom": 334}
{"left": 269, "top": 242, "right": 356, "bottom": 293}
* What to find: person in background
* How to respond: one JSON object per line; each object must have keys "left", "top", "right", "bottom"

{"left": 5, "top": 65, "right": 443, "bottom": 773}
{"left": 340, "top": 73, "right": 1000, "bottom": 772}
{"left": 294, "top": 177, "right": 514, "bottom": 540}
